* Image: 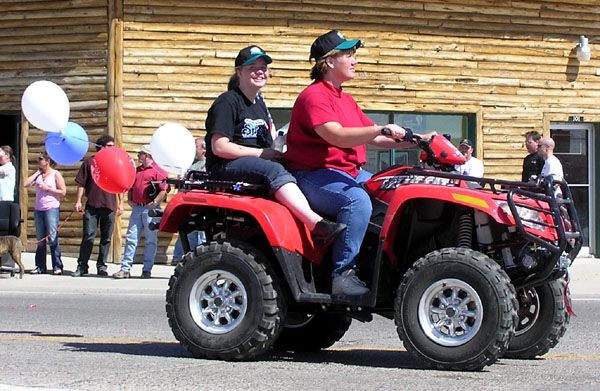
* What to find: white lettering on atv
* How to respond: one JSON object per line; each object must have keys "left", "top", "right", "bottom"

{"left": 377, "top": 175, "right": 459, "bottom": 190}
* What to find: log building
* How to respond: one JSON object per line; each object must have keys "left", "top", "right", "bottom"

{"left": 0, "top": 0, "right": 598, "bottom": 261}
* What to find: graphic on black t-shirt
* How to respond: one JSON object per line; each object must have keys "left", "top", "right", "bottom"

{"left": 241, "top": 118, "right": 268, "bottom": 139}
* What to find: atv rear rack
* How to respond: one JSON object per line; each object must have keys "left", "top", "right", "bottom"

{"left": 165, "top": 170, "right": 267, "bottom": 195}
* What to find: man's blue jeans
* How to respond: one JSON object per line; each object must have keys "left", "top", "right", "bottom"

{"left": 76, "top": 206, "right": 115, "bottom": 272}
{"left": 119, "top": 205, "right": 159, "bottom": 273}
{"left": 34, "top": 208, "right": 63, "bottom": 272}
{"left": 172, "top": 231, "right": 206, "bottom": 263}
{"left": 292, "top": 168, "right": 373, "bottom": 276}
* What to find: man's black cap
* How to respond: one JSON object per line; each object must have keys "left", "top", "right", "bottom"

{"left": 309, "top": 30, "right": 362, "bottom": 62}
{"left": 459, "top": 139, "right": 473, "bottom": 147}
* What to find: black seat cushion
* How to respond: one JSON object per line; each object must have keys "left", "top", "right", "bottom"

{"left": 0, "top": 201, "right": 21, "bottom": 237}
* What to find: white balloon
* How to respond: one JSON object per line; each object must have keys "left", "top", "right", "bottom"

{"left": 21, "top": 80, "right": 70, "bottom": 133}
{"left": 150, "top": 123, "right": 195, "bottom": 175}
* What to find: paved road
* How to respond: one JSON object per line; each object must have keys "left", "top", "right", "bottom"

{"left": 0, "top": 253, "right": 599, "bottom": 390}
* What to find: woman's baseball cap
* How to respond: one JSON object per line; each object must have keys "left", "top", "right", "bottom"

{"left": 309, "top": 30, "right": 363, "bottom": 62}
{"left": 235, "top": 46, "right": 272, "bottom": 67}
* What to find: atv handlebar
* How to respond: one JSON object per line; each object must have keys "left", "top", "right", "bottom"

{"left": 381, "top": 127, "right": 418, "bottom": 143}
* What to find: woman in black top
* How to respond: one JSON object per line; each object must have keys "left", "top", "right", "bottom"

{"left": 205, "top": 46, "right": 343, "bottom": 242}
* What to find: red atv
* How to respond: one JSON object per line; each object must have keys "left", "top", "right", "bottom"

{"left": 155, "top": 134, "right": 582, "bottom": 371}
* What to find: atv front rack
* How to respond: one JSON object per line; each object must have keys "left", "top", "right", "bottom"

{"left": 506, "top": 176, "right": 582, "bottom": 260}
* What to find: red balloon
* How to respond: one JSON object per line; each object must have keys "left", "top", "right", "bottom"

{"left": 91, "top": 146, "right": 136, "bottom": 194}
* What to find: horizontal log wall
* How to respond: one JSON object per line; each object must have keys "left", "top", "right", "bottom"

{"left": 0, "top": 1, "right": 109, "bottom": 258}
{"left": 122, "top": 0, "right": 600, "bottom": 178}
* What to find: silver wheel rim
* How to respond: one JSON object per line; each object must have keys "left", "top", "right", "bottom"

{"left": 418, "top": 278, "right": 483, "bottom": 347}
{"left": 189, "top": 270, "right": 248, "bottom": 334}
{"left": 514, "top": 288, "right": 540, "bottom": 336}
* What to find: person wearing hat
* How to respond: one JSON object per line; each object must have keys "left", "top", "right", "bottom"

{"left": 284, "top": 30, "right": 433, "bottom": 297}
{"left": 113, "top": 144, "right": 170, "bottom": 279}
{"left": 454, "top": 139, "right": 484, "bottom": 178}
{"left": 204, "top": 45, "right": 346, "bottom": 244}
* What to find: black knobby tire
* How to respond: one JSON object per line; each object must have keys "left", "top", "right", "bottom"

{"left": 165, "top": 241, "right": 283, "bottom": 360}
{"left": 504, "top": 279, "right": 569, "bottom": 359}
{"left": 395, "top": 248, "right": 518, "bottom": 371}
{"left": 274, "top": 312, "right": 352, "bottom": 352}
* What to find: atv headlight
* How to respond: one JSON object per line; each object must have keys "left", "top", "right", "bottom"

{"left": 495, "top": 201, "right": 547, "bottom": 231}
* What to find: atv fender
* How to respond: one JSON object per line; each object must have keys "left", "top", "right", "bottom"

{"left": 159, "top": 192, "right": 323, "bottom": 261}
{"left": 380, "top": 187, "right": 511, "bottom": 265}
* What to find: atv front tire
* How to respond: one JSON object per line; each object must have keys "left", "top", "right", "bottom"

{"left": 166, "top": 241, "right": 283, "bottom": 360}
{"left": 274, "top": 312, "right": 352, "bottom": 352}
{"left": 395, "top": 248, "right": 517, "bottom": 371}
{"left": 504, "top": 279, "right": 569, "bottom": 359}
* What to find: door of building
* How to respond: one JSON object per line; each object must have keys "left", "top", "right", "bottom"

{"left": 550, "top": 123, "right": 595, "bottom": 251}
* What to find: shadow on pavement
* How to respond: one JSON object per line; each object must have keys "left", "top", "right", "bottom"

{"left": 61, "top": 340, "right": 442, "bottom": 370}
{"left": 63, "top": 341, "right": 190, "bottom": 358}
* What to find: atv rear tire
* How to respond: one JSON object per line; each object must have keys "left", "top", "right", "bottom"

{"left": 504, "top": 279, "right": 569, "bottom": 359}
{"left": 274, "top": 312, "right": 352, "bottom": 352}
{"left": 166, "top": 241, "right": 283, "bottom": 360}
{"left": 395, "top": 248, "right": 517, "bottom": 371}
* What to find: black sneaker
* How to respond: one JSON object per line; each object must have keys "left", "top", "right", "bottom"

{"left": 141, "top": 271, "right": 151, "bottom": 279}
{"left": 71, "top": 267, "right": 89, "bottom": 277}
{"left": 97, "top": 270, "right": 108, "bottom": 277}
{"left": 311, "top": 219, "right": 347, "bottom": 242}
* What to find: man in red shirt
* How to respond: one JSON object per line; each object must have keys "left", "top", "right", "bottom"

{"left": 285, "top": 30, "right": 425, "bottom": 297}
{"left": 113, "top": 145, "right": 170, "bottom": 279}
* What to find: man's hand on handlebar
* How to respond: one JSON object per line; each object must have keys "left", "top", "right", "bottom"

{"left": 380, "top": 124, "right": 410, "bottom": 141}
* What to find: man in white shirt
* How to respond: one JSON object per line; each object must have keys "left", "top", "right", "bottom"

{"left": 454, "top": 139, "right": 484, "bottom": 177}
{"left": 538, "top": 137, "right": 564, "bottom": 180}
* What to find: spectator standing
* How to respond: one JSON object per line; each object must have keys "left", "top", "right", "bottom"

{"left": 72, "top": 135, "right": 122, "bottom": 277}
{"left": 538, "top": 137, "right": 564, "bottom": 180}
{"left": 23, "top": 152, "right": 66, "bottom": 275}
{"left": 112, "top": 145, "right": 170, "bottom": 279}
{"left": 454, "top": 139, "right": 484, "bottom": 177}
{"left": 522, "top": 130, "right": 544, "bottom": 182}
{"left": 0, "top": 145, "right": 16, "bottom": 201}
{"left": 172, "top": 138, "right": 207, "bottom": 265}
{"left": 285, "top": 30, "right": 428, "bottom": 297}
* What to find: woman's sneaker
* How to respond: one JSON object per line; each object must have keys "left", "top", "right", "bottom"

{"left": 332, "top": 269, "right": 369, "bottom": 297}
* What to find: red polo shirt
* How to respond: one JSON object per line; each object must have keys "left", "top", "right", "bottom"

{"left": 284, "top": 80, "right": 374, "bottom": 177}
{"left": 129, "top": 162, "right": 170, "bottom": 205}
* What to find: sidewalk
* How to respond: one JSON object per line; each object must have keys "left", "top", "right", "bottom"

{"left": 0, "top": 252, "right": 173, "bottom": 293}
{"left": 1, "top": 251, "right": 599, "bottom": 296}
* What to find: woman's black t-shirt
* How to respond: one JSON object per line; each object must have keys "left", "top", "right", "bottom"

{"left": 205, "top": 88, "right": 273, "bottom": 171}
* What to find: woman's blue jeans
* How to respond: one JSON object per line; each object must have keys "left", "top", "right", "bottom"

{"left": 292, "top": 168, "right": 373, "bottom": 277}
{"left": 34, "top": 208, "right": 63, "bottom": 272}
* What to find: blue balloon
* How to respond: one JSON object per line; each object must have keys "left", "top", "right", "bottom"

{"left": 45, "top": 122, "right": 89, "bottom": 165}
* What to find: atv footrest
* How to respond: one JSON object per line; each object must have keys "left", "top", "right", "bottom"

{"left": 297, "top": 292, "right": 333, "bottom": 304}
